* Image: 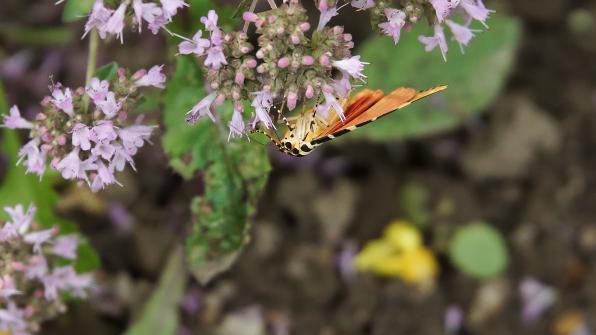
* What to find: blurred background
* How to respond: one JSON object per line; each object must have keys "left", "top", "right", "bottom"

{"left": 2, "top": 0, "right": 596, "bottom": 334}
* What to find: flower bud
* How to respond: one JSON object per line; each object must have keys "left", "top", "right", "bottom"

{"left": 343, "top": 33, "right": 352, "bottom": 41}
{"left": 305, "top": 85, "right": 314, "bottom": 99}
{"left": 56, "top": 135, "right": 67, "bottom": 146}
{"left": 210, "top": 82, "right": 219, "bottom": 90}
{"left": 215, "top": 94, "right": 226, "bottom": 105}
{"left": 277, "top": 57, "right": 290, "bottom": 68}
{"left": 302, "top": 55, "right": 314, "bottom": 65}
{"left": 333, "top": 26, "right": 344, "bottom": 34}
{"left": 235, "top": 72, "right": 245, "bottom": 85}
{"left": 318, "top": 0, "right": 328, "bottom": 11}
{"left": 41, "top": 144, "right": 53, "bottom": 153}
{"left": 291, "top": 34, "right": 301, "bottom": 44}
{"left": 41, "top": 133, "right": 53, "bottom": 143}
{"left": 319, "top": 55, "right": 330, "bottom": 66}
{"left": 276, "top": 27, "right": 285, "bottom": 35}
{"left": 243, "top": 12, "right": 259, "bottom": 22}
{"left": 245, "top": 59, "right": 257, "bottom": 68}
{"left": 287, "top": 91, "right": 298, "bottom": 110}
{"left": 268, "top": 15, "right": 277, "bottom": 23}
{"left": 299, "top": 22, "right": 310, "bottom": 32}
{"left": 118, "top": 111, "right": 127, "bottom": 122}
{"left": 322, "top": 84, "right": 334, "bottom": 93}
{"left": 256, "top": 49, "right": 265, "bottom": 59}
{"left": 118, "top": 67, "right": 126, "bottom": 82}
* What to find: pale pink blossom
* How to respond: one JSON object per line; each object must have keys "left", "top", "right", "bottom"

{"left": 102, "top": 3, "right": 127, "bottom": 43}
{"left": 51, "top": 87, "right": 74, "bottom": 117}
{"left": 460, "top": 0, "right": 492, "bottom": 27}
{"left": 186, "top": 92, "right": 217, "bottom": 124}
{"left": 55, "top": 149, "right": 97, "bottom": 182}
{"left": 332, "top": 55, "right": 368, "bottom": 79}
{"left": 111, "top": 144, "right": 136, "bottom": 172}
{"left": 0, "top": 276, "right": 21, "bottom": 299}
{"left": 228, "top": 106, "right": 245, "bottom": 141}
{"left": 2, "top": 105, "right": 33, "bottom": 129}
{"left": 17, "top": 139, "right": 46, "bottom": 178}
{"left": 132, "top": 0, "right": 163, "bottom": 32}
{"left": 419, "top": 25, "right": 448, "bottom": 61}
{"left": 204, "top": 46, "right": 227, "bottom": 69}
{"left": 118, "top": 125, "right": 154, "bottom": 154}
{"left": 201, "top": 10, "right": 219, "bottom": 32}
{"left": 148, "top": 13, "right": 168, "bottom": 34}
{"left": 351, "top": 0, "right": 374, "bottom": 10}
{"left": 83, "top": 0, "right": 114, "bottom": 39}
{"left": 134, "top": 65, "right": 166, "bottom": 88}
{"left": 91, "top": 142, "right": 116, "bottom": 160}
{"left": 0, "top": 302, "right": 28, "bottom": 335}
{"left": 90, "top": 120, "right": 118, "bottom": 143}
{"left": 90, "top": 161, "right": 120, "bottom": 192}
{"left": 86, "top": 77, "right": 109, "bottom": 103}
{"left": 96, "top": 92, "right": 121, "bottom": 119}
{"left": 316, "top": 92, "right": 345, "bottom": 121}
{"left": 24, "top": 228, "right": 55, "bottom": 253}
{"left": 379, "top": 9, "right": 407, "bottom": 44}
{"left": 445, "top": 20, "right": 479, "bottom": 52}
{"left": 250, "top": 91, "right": 275, "bottom": 129}
{"left": 72, "top": 124, "right": 92, "bottom": 151}
{"left": 430, "top": 0, "right": 460, "bottom": 23}
{"left": 52, "top": 235, "right": 78, "bottom": 259}
{"left": 317, "top": 5, "right": 338, "bottom": 31}
{"left": 24, "top": 255, "right": 47, "bottom": 280}
{"left": 161, "top": 0, "right": 188, "bottom": 20}
{"left": 331, "top": 72, "right": 352, "bottom": 98}
{"left": 4, "top": 204, "right": 35, "bottom": 234}
{"left": 178, "top": 30, "right": 211, "bottom": 55}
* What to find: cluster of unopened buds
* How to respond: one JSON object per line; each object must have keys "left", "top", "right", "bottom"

{"left": 0, "top": 204, "right": 93, "bottom": 335}
{"left": 55, "top": 0, "right": 188, "bottom": 42}
{"left": 2, "top": 66, "right": 165, "bottom": 192}
{"left": 357, "top": 0, "right": 493, "bottom": 60}
{"left": 183, "top": 0, "right": 368, "bottom": 139}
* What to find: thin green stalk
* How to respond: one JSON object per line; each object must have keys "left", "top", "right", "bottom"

{"left": 83, "top": 30, "right": 99, "bottom": 113}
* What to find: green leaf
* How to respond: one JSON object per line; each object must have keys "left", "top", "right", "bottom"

{"left": 399, "top": 182, "right": 431, "bottom": 228}
{"left": 354, "top": 14, "right": 521, "bottom": 141}
{"left": 0, "top": 83, "right": 99, "bottom": 272}
{"left": 162, "top": 57, "right": 271, "bottom": 284}
{"left": 125, "top": 245, "right": 187, "bottom": 335}
{"left": 94, "top": 62, "right": 119, "bottom": 81}
{"left": 448, "top": 222, "right": 508, "bottom": 279}
{"left": 0, "top": 25, "right": 74, "bottom": 47}
{"left": 61, "top": 0, "right": 94, "bottom": 22}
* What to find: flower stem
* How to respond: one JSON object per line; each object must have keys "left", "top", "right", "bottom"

{"left": 267, "top": 0, "right": 277, "bottom": 9}
{"left": 83, "top": 30, "right": 99, "bottom": 113}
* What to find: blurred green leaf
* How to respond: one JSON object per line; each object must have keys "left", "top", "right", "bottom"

{"left": 0, "top": 83, "right": 99, "bottom": 272}
{"left": 62, "top": 0, "right": 94, "bottom": 22}
{"left": 232, "top": 0, "right": 252, "bottom": 18}
{"left": 0, "top": 25, "right": 74, "bottom": 47}
{"left": 94, "top": 62, "right": 119, "bottom": 81}
{"left": 163, "top": 57, "right": 271, "bottom": 283}
{"left": 125, "top": 245, "right": 187, "bottom": 335}
{"left": 355, "top": 14, "right": 521, "bottom": 141}
{"left": 399, "top": 182, "right": 431, "bottom": 228}
{"left": 448, "top": 222, "right": 508, "bottom": 279}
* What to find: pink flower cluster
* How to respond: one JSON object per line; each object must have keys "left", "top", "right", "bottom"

{"left": 3, "top": 66, "right": 165, "bottom": 192}
{"left": 0, "top": 204, "right": 93, "bottom": 335}
{"left": 57, "top": 0, "right": 188, "bottom": 43}
{"left": 352, "top": 0, "right": 492, "bottom": 60}
{"left": 182, "top": 1, "right": 368, "bottom": 140}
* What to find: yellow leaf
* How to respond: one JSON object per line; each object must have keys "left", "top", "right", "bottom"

{"left": 384, "top": 220, "right": 422, "bottom": 252}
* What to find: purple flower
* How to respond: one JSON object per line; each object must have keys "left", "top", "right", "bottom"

{"left": 91, "top": 141, "right": 116, "bottom": 160}
{"left": 24, "top": 255, "right": 47, "bottom": 279}
{"left": 132, "top": 0, "right": 163, "bottom": 32}
{"left": 204, "top": 46, "right": 227, "bottom": 69}
{"left": 430, "top": 0, "right": 461, "bottom": 23}
{"left": 51, "top": 87, "right": 74, "bottom": 117}
{"left": 520, "top": 278, "right": 557, "bottom": 323}
{"left": 111, "top": 144, "right": 136, "bottom": 172}
{"left": 52, "top": 235, "right": 78, "bottom": 259}
{"left": 118, "top": 125, "right": 154, "bottom": 154}
{"left": 17, "top": 139, "right": 46, "bottom": 178}
{"left": 2, "top": 105, "right": 33, "bottom": 129}
{"left": 445, "top": 20, "right": 479, "bottom": 52}
{"left": 0, "top": 275, "right": 21, "bottom": 299}
{"left": 24, "top": 228, "right": 55, "bottom": 253}
{"left": 250, "top": 91, "right": 275, "bottom": 129}
{"left": 83, "top": 0, "right": 114, "bottom": 39}
{"left": 160, "top": 0, "right": 188, "bottom": 20}
{"left": 90, "top": 120, "right": 118, "bottom": 143}
{"left": 135, "top": 65, "right": 166, "bottom": 89}
{"left": 419, "top": 24, "right": 448, "bottom": 61}
{"left": 228, "top": 105, "right": 245, "bottom": 141}
{"left": 332, "top": 55, "right": 368, "bottom": 79}
{"left": 91, "top": 161, "right": 120, "bottom": 192}
{"left": 0, "top": 222, "right": 18, "bottom": 242}
{"left": 102, "top": 3, "right": 127, "bottom": 43}
{"left": 148, "top": 13, "right": 168, "bottom": 34}
{"left": 379, "top": 9, "right": 407, "bottom": 44}
{"left": 186, "top": 92, "right": 217, "bottom": 124}
{"left": 317, "top": 5, "right": 338, "bottom": 31}
{"left": 96, "top": 92, "right": 121, "bottom": 119}
{"left": 444, "top": 305, "right": 464, "bottom": 333}
{"left": 316, "top": 92, "right": 345, "bottom": 121}
{"left": 55, "top": 149, "right": 98, "bottom": 182}
{"left": 72, "top": 124, "right": 92, "bottom": 151}
{"left": 86, "top": 77, "right": 109, "bottom": 103}
{"left": 331, "top": 72, "right": 352, "bottom": 98}
{"left": 178, "top": 30, "right": 211, "bottom": 55}
{"left": 4, "top": 204, "right": 35, "bottom": 234}
{"left": 351, "top": 0, "right": 374, "bottom": 10}
{"left": 0, "top": 302, "right": 28, "bottom": 335}
{"left": 460, "top": 0, "right": 492, "bottom": 27}
{"left": 200, "top": 10, "right": 219, "bottom": 32}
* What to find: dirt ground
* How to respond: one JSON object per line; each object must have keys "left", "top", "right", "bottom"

{"left": 2, "top": 0, "right": 596, "bottom": 334}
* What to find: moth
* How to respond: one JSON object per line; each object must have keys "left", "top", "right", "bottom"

{"left": 260, "top": 85, "right": 447, "bottom": 157}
